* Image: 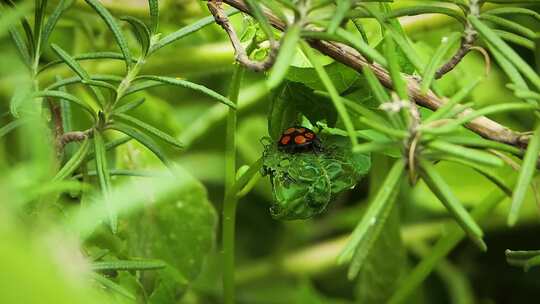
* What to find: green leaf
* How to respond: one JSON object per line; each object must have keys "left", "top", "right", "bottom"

{"left": 226, "top": 158, "right": 264, "bottom": 202}
{"left": 343, "top": 160, "right": 405, "bottom": 279}
{"left": 0, "top": 1, "right": 31, "bottom": 38}
{"left": 0, "top": 119, "right": 24, "bottom": 138}
{"left": 268, "top": 81, "right": 337, "bottom": 140}
{"left": 336, "top": 28, "right": 388, "bottom": 67}
{"left": 39, "top": 52, "right": 132, "bottom": 74}
{"left": 355, "top": 206, "right": 405, "bottom": 303}
{"left": 481, "top": 14, "right": 536, "bottom": 40}
{"left": 388, "top": 6, "right": 466, "bottom": 23}
{"left": 425, "top": 77, "right": 482, "bottom": 123}
{"left": 121, "top": 16, "right": 151, "bottom": 55}
{"left": 506, "top": 249, "right": 540, "bottom": 271}
{"left": 51, "top": 43, "right": 109, "bottom": 106}
{"left": 108, "top": 122, "right": 170, "bottom": 167}
{"left": 92, "top": 259, "right": 166, "bottom": 271}
{"left": 46, "top": 74, "right": 123, "bottom": 91}
{"left": 113, "top": 113, "right": 183, "bottom": 149}
{"left": 431, "top": 103, "right": 537, "bottom": 134}
{"left": 0, "top": 226, "right": 113, "bottom": 304}
{"left": 486, "top": 42, "right": 536, "bottom": 104}
{"left": 148, "top": 265, "right": 189, "bottom": 304}
{"left": 386, "top": 26, "right": 425, "bottom": 74}
{"left": 73, "top": 169, "right": 163, "bottom": 179}
{"left": 112, "top": 97, "right": 145, "bottom": 114}
{"left": 301, "top": 41, "right": 359, "bottom": 148}
{"left": 8, "top": 28, "right": 31, "bottom": 67}
{"left": 123, "top": 172, "right": 217, "bottom": 293}
{"left": 470, "top": 15, "right": 540, "bottom": 91}
{"left": 150, "top": 8, "right": 239, "bottom": 53}
{"left": 94, "top": 131, "right": 116, "bottom": 233}
{"left": 420, "top": 159, "right": 486, "bottom": 251}
{"left": 245, "top": 0, "right": 274, "bottom": 41}
{"left": 358, "top": 116, "right": 408, "bottom": 138}
{"left": 3, "top": 0, "right": 35, "bottom": 58}
{"left": 328, "top": 0, "right": 351, "bottom": 34}
{"left": 85, "top": 136, "right": 132, "bottom": 162}
{"left": 148, "top": 0, "right": 159, "bottom": 33}
{"left": 33, "top": 0, "right": 48, "bottom": 56}
{"left": 524, "top": 255, "right": 540, "bottom": 271}
{"left": 49, "top": 46, "right": 108, "bottom": 82}
{"left": 506, "top": 249, "right": 540, "bottom": 260}
{"left": 40, "top": 0, "right": 68, "bottom": 53}
{"left": 485, "top": 6, "right": 540, "bottom": 20}
{"left": 286, "top": 61, "right": 358, "bottom": 94}
{"left": 91, "top": 273, "right": 136, "bottom": 301}
{"left": 508, "top": 124, "right": 540, "bottom": 226}
{"left": 383, "top": 33, "right": 408, "bottom": 103}
{"left": 338, "top": 160, "right": 405, "bottom": 266}
{"left": 53, "top": 139, "right": 90, "bottom": 181}
{"left": 263, "top": 137, "right": 371, "bottom": 220}
{"left": 421, "top": 32, "right": 461, "bottom": 93}
{"left": 427, "top": 140, "right": 504, "bottom": 167}
{"left": 440, "top": 156, "right": 513, "bottom": 197}
{"left": 389, "top": 191, "right": 507, "bottom": 304}
{"left": 34, "top": 90, "right": 96, "bottom": 119}
{"left": 84, "top": 0, "right": 132, "bottom": 70}
{"left": 444, "top": 135, "right": 522, "bottom": 156}
{"left": 132, "top": 75, "right": 236, "bottom": 109}
{"left": 267, "top": 23, "right": 301, "bottom": 89}
{"left": 361, "top": 65, "right": 390, "bottom": 105}
{"left": 9, "top": 83, "right": 32, "bottom": 118}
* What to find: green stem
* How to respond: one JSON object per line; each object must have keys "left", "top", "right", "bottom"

{"left": 222, "top": 64, "right": 244, "bottom": 304}
{"left": 111, "top": 57, "right": 145, "bottom": 110}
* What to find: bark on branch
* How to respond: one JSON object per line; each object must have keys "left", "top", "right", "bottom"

{"left": 211, "top": 0, "right": 529, "bottom": 149}
{"left": 207, "top": 0, "right": 279, "bottom": 72}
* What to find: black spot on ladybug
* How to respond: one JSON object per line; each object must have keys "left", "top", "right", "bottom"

{"left": 277, "top": 126, "right": 322, "bottom": 153}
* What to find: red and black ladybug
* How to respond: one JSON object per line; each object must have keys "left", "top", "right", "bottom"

{"left": 277, "top": 126, "right": 322, "bottom": 153}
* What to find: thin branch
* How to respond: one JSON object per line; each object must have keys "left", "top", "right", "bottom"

{"left": 434, "top": 26, "right": 477, "bottom": 79}
{"left": 407, "top": 96, "right": 422, "bottom": 185}
{"left": 47, "top": 98, "right": 64, "bottom": 158}
{"left": 207, "top": 0, "right": 279, "bottom": 72}
{"left": 60, "top": 129, "right": 93, "bottom": 147}
{"left": 435, "top": 0, "right": 482, "bottom": 79}
{"left": 212, "top": 0, "right": 530, "bottom": 149}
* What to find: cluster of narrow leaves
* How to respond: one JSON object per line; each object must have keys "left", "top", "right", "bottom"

{"left": 4, "top": 0, "right": 236, "bottom": 219}
{"left": 229, "top": 0, "right": 540, "bottom": 301}
{"left": 2, "top": 0, "right": 540, "bottom": 303}
{"left": 0, "top": 0, "right": 242, "bottom": 302}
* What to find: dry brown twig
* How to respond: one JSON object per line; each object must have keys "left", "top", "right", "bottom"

{"left": 435, "top": 0, "right": 486, "bottom": 79}
{"left": 60, "top": 129, "right": 92, "bottom": 147}
{"left": 207, "top": 0, "right": 279, "bottom": 72}
{"left": 208, "top": 0, "right": 530, "bottom": 150}
{"left": 435, "top": 25, "right": 477, "bottom": 79}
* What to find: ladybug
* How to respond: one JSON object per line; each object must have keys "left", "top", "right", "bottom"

{"left": 277, "top": 126, "right": 322, "bottom": 153}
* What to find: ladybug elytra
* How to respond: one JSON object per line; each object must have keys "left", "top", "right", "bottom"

{"left": 277, "top": 126, "right": 322, "bottom": 153}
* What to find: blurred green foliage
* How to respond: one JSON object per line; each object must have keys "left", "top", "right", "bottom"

{"left": 1, "top": 1, "right": 540, "bottom": 304}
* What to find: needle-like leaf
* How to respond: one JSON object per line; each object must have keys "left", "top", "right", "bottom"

{"left": 113, "top": 113, "right": 184, "bottom": 149}
{"left": 53, "top": 139, "right": 91, "bottom": 181}
{"left": 267, "top": 23, "right": 301, "bottom": 89}
{"left": 420, "top": 159, "right": 486, "bottom": 251}
{"left": 94, "top": 131, "right": 116, "bottom": 233}
{"left": 338, "top": 160, "right": 405, "bottom": 266}
{"left": 148, "top": 0, "right": 159, "bottom": 33}
{"left": 508, "top": 124, "right": 540, "bottom": 226}
{"left": 84, "top": 0, "right": 132, "bottom": 70}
